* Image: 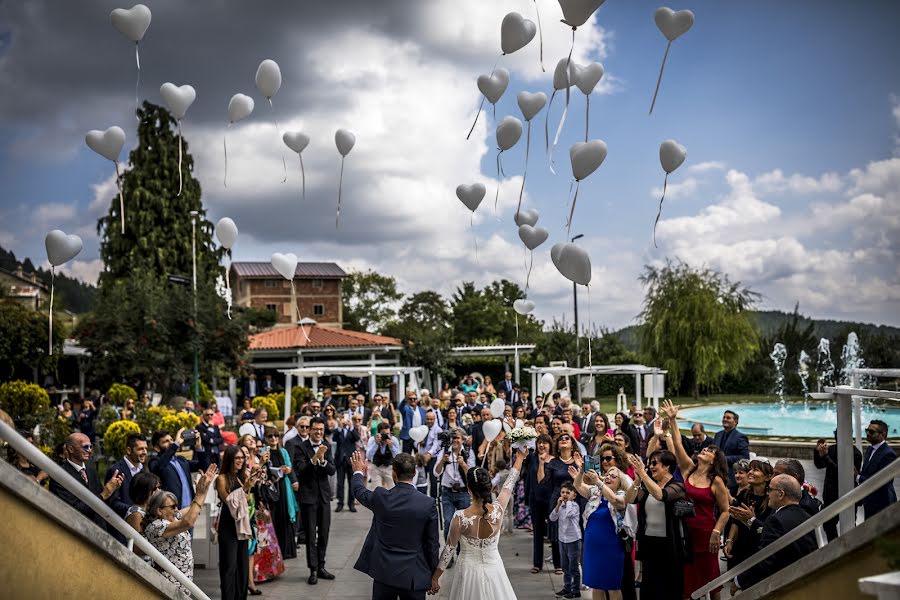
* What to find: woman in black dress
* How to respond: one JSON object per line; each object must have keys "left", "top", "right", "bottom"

{"left": 216, "top": 445, "right": 258, "bottom": 600}
{"left": 265, "top": 426, "right": 298, "bottom": 559}
{"left": 524, "top": 434, "right": 555, "bottom": 573}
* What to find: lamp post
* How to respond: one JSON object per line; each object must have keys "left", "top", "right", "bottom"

{"left": 190, "top": 210, "right": 199, "bottom": 407}
{"left": 571, "top": 233, "right": 584, "bottom": 404}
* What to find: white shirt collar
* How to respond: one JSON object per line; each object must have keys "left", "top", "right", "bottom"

{"left": 871, "top": 440, "right": 886, "bottom": 453}
{"left": 67, "top": 459, "right": 86, "bottom": 472}
{"left": 123, "top": 456, "right": 143, "bottom": 475}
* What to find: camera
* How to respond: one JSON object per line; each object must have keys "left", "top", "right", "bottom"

{"left": 381, "top": 432, "right": 391, "bottom": 442}
{"left": 181, "top": 429, "right": 197, "bottom": 446}
{"left": 438, "top": 430, "right": 453, "bottom": 452}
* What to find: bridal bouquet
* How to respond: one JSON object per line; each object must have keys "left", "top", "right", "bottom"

{"left": 508, "top": 426, "right": 538, "bottom": 451}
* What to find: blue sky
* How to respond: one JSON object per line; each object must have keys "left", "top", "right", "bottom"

{"left": 1, "top": 0, "right": 898, "bottom": 330}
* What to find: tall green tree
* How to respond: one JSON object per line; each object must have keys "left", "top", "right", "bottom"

{"left": 383, "top": 291, "right": 454, "bottom": 383}
{"left": 639, "top": 260, "right": 760, "bottom": 399}
{"left": 449, "top": 280, "right": 541, "bottom": 345}
{"left": 341, "top": 270, "right": 402, "bottom": 333}
{"left": 0, "top": 297, "right": 63, "bottom": 380}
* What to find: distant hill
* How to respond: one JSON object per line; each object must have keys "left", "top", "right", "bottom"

{"left": 611, "top": 310, "right": 900, "bottom": 353}
{"left": 0, "top": 245, "right": 96, "bottom": 313}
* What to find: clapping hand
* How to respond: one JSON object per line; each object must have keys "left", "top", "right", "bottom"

{"left": 653, "top": 419, "right": 665, "bottom": 438}
{"left": 661, "top": 399, "right": 679, "bottom": 420}
{"left": 729, "top": 502, "right": 756, "bottom": 524}
{"left": 567, "top": 465, "right": 579, "bottom": 479}
{"left": 628, "top": 454, "right": 647, "bottom": 479}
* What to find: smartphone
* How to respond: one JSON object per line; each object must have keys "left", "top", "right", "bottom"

{"left": 584, "top": 455, "right": 602, "bottom": 473}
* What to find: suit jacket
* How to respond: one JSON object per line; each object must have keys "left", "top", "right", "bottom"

{"left": 580, "top": 411, "right": 597, "bottom": 437}
{"left": 713, "top": 427, "right": 750, "bottom": 484}
{"left": 627, "top": 424, "right": 649, "bottom": 458}
{"left": 292, "top": 438, "right": 336, "bottom": 505}
{"left": 859, "top": 442, "right": 897, "bottom": 517}
{"left": 49, "top": 461, "right": 109, "bottom": 530}
{"left": 332, "top": 426, "right": 361, "bottom": 466}
{"left": 149, "top": 442, "right": 201, "bottom": 508}
{"left": 105, "top": 459, "right": 140, "bottom": 519}
{"left": 813, "top": 443, "right": 862, "bottom": 504}
{"left": 736, "top": 504, "right": 817, "bottom": 590}
{"left": 400, "top": 405, "right": 427, "bottom": 441}
{"left": 242, "top": 379, "right": 259, "bottom": 399}
{"left": 498, "top": 379, "right": 515, "bottom": 397}
{"left": 352, "top": 475, "right": 440, "bottom": 591}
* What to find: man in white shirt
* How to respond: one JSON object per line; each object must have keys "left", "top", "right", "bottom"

{"left": 253, "top": 408, "right": 269, "bottom": 441}
{"left": 367, "top": 422, "right": 402, "bottom": 490}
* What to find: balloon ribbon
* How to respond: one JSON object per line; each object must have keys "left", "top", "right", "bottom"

{"left": 653, "top": 172, "right": 668, "bottom": 247}
{"left": 534, "top": 0, "right": 545, "bottom": 72}
{"left": 516, "top": 121, "right": 532, "bottom": 219}
{"left": 268, "top": 98, "right": 288, "bottom": 182}
{"left": 299, "top": 154, "right": 307, "bottom": 203}
{"left": 223, "top": 123, "right": 230, "bottom": 188}
{"left": 649, "top": 40, "right": 672, "bottom": 115}
{"left": 585, "top": 94, "right": 590, "bottom": 143}
{"left": 225, "top": 251, "right": 232, "bottom": 320}
{"left": 544, "top": 89, "right": 556, "bottom": 155}
{"left": 471, "top": 212, "right": 478, "bottom": 264}
{"left": 115, "top": 160, "right": 125, "bottom": 234}
{"left": 550, "top": 28, "right": 576, "bottom": 174}
{"left": 336, "top": 156, "right": 345, "bottom": 228}
{"left": 177, "top": 121, "right": 183, "bottom": 196}
{"left": 526, "top": 251, "right": 534, "bottom": 290}
{"left": 134, "top": 42, "right": 141, "bottom": 122}
{"left": 48, "top": 268, "right": 55, "bottom": 355}
{"left": 494, "top": 149, "right": 506, "bottom": 216}
{"left": 290, "top": 280, "right": 312, "bottom": 342}
{"left": 466, "top": 56, "right": 501, "bottom": 140}
{"left": 566, "top": 181, "right": 580, "bottom": 236}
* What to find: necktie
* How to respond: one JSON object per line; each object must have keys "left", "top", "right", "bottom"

{"left": 78, "top": 468, "right": 88, "bottom": 484}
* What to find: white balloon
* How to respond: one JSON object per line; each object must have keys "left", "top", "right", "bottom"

{"left": 553, "top": 59, "right": 575, "bottom": 91}
{"left": 477, "top": 68, "right": 510, "bottom": 104}
{"left": 227, "top": 94, "right": 254, "bottom": 123}
{"left": 85, "top": 126, "right": 125, "bottom": 162}
{"left": 569, "top": 62, "right": 605, "bottom": 95}
{"left": 409, "top": 425, "right": 429, "bottom": 443}
{"left": 335, "top": 129, "right": 356, "bottom": 157}
{"left": 255, "top": 59, "right": 282, "bottom": 98}
{"left": 558, "top": 0, "right": 606, "bottom": 28}
{"left": 513, "top": 299, "right": 535, "bottom": 315}
{"left": 570, "top": 139, "right": 608, "bottom": 181}
{"left": 515, "top": 418, "right": 525, "bottom": 429}
{"left": 456, "top": 183, "right": 486, "bottom": 212}
{"left": 283, "top": 131, "right": 310, "bottom": 154}
{"left": 496, "top": 116, "right": 523, "bottom": 151}
{"left": 659, "top": 139, "right": 687, "bottom": 174}
{"left": 239, "top": 423, "right": 257, "bottom": 438}
{"left": 215, "top": 218, "right": 238, "bottom": 250}
{"left": 110, "top": 4, "right": 151, "bottom": 42}
{"left": 514, "top": 208, "right": 539, "bottom": 227}
{"left": 500, "top": 12, "right": 537, "bottom": 55}
{"left": 655, "top": 7, "right": 695, "bottom": 42}
{"left": 483, "top": 419, "right": 502, "bottom": 443}
{"left": 551, "top": 242, "right": 592, "bottom": 286}
{"left": 45, "top": 230, "right": 83, "bottom": 267}
{"left": 539, "top": 372, "right": 556, "bottom": 395}
{"left": 518, "top": 224, "right": 549, "bottom": 250}
{"left": 517, "top": 91, "right": 547, "bottom": 122}
{"left": 271, "top": 252, "right": 298, "bottom": 281}
{"left": 159, "top": 83, "right": 196, "bottom": 120}
{"left": 490, "top": 399, "right": 506, "bottom": 419}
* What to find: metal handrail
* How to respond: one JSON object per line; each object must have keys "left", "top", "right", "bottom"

{"left": 691, "top": 452, "right": 900, "bottom": 598}
{"left": 0, "top": 419, "right": 210, "bottom": 600}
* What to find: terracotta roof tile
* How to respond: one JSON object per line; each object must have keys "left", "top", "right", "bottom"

{"left": 231, "top": 262, "right": 347, "bottom": 279}
{"left": 249, "top": 324, "right": 401, "bottom": 350}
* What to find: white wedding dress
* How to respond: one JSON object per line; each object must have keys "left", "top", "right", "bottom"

{"left": 437, "top": 467, "right": 520, "bottom": 600}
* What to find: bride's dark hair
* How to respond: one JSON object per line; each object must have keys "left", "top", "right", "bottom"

{"left": 466, "top": 466, "right": 493, "bottom": 519}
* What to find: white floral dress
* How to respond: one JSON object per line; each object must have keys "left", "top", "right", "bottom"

{"left": 144, "top": 518, "right": 193, "bottom": 594}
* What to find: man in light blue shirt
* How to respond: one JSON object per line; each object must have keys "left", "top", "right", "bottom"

{"left": 366, "top": 422, "right": 401, "bottom": 490}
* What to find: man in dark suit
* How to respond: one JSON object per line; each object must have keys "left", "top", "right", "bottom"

{"left": 105, "top": 433, "right": 148, "bottom": 519}
{"left": 333, "top": 413, "right": 360, "bottom": 513}
{"left": 713, "top": 409, "right": 750, "bottom": 486}
{"left": 687, "top": 423, "right": 714, "bottom": 456}
{"left": 498, "top": 371, "right": 515, "bottom": 399}
{"left": 196, "top": 406, "right": 224, "bottom": 468}
{"left": 471, "top": 406, "right": 493, "bottom": 464}
{"left": 814, "top": 432, "right": 863, "bottom": 540}
{"left": 243, "top": 372, "right": 259, "bottom": 400}
{"left": 774, "top": 458, "right": 821, "bottom": 515}
{"left": 50, "top": 433, "right": 124, "bottom": 530}
{"left": 859, "top": 419, "right": 897, "bottom": 519}
{"left": 350, "top": 450, "right": 440, "bottom": 600}
{"left": 293, "top": 416, "right": 337, "bottom": 584}
{"left": 627, "top": 411, "right": 650, "bottom": 459}
{"left": 149, "top": 430, "right": 203, "bottom": 510}
{"left": 734, "top": 475, "right": 818, "bottom": 592}
{"left": 348, "top": 394, "right": 371, "bottom": 424}
{"left": 580, "top": 403, "right": 597, "bottom": 440}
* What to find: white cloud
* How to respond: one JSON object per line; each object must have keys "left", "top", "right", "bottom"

{"left": 43, "top": 259, "right": 103, "bottom": 285}
{"left": 753, "top": 168, "right": 843, "bottom": 195}
{"left": 33, "top": 202, "right": 76, "bottom": 226}
{"left": 687, "top": 161, "right": 726, "bottom": 174}
{"left": 651, "top": 176, "right": 698, "bottom": 201}
{"left": 0, "top": 230, "right": 15, "bottom": 248}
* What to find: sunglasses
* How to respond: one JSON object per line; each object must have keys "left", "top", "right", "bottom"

{"left": 866, "top": 428, "right": 882, "bottom": 435}
{"left": 558, "top": 436, "right": 571, "bottom": 441}
{"left": 81, "top": 444, "right": 93, "bottom": 451}
{"left": 204, "top": 413, "right": 214, "bottom": 417}
{"left": 297, "top": 425, "right": 309, "bottom": 429}
{"left": 162, "top": 503, "right": 178, "bottom": 509}
{"left": 600, "top": 456, "right": 615, "bottom": 462}
{"left": 266, "top": 434, "right": 279, "bottom": 439}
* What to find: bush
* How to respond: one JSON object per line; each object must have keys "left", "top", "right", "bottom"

{"left": 198, "top": 381, "right": 214, "bottom": 406}
{"left": 134, "top": 405, "right": 175, "bottom": 437}
{"left": 107, "top": 383, "right": 137, "bottom": 406}
{"left": 95, "top": 403, "right": 122, "bottom": 440}
{"left": 252, "top": 393, "right": 281, "bottom": 421}
{"left": 0, "top": 381, "right": 50, "bottom": 428}
{"left": 291, "top": 386, "right": 314, "bottom": 414}
{"left": 35, "top": 408, "right": 73, "bottom": 452}
{"left": 158, "top": 411, "right": 201, "bottom": 436}
{"left": 103, "top": 420, "right": 141, "bottom": 459}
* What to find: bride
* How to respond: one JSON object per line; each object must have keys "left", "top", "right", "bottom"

{"left": 430, "top": 446, "right": 528, "bottom": 599}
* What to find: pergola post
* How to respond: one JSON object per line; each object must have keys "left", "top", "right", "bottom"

{"left": 532, "top": 370, "right": 537, "bottom": 398}
{"left": 852, "top": 373, "right": 863, "bottom": 452}
{"left": 283, "top": 373, "right": 292, "bottom": 428}
{"left": 635, "top": 373, "right": 643, "bottom": 411}
{"left": 311, "top": 375, "right": 318, "bottom": 394}
{"left": 369, "top": 353, "right": 377, "bottom": 402}
{"left": 835, "top": 387, "right": 856, "bottom": 535}
{"left": 398, "top": 371, "right": 406, "bottom": 403}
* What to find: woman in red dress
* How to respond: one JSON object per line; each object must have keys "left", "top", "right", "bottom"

{"left": 659, "top": 400, "right": 731, "bottom": 600}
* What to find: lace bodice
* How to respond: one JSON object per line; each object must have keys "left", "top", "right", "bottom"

{"left": 438, "top": 467, "right": 519, "bottom": 569}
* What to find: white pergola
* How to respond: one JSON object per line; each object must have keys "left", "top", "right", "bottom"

{"left": 447, "top": 344, "right": 536, "bottom": 385}
{"left": 525, "top": 364, "right": 667, "bottom": 409}
{"left": 279, "top": 366, "right": 424, "bottom": 420}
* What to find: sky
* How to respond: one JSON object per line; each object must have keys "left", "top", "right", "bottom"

{"left": 1, "top": 0, "right": 899, "bottom": 331}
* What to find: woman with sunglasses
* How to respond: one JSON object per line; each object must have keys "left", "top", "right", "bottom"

{"left": 126, "top": 471, "right": 161, "bottom": 535}
{"left": 143, "top": 463, "right": 218, "bottom": 595}
{"left": 265, "top": 426, "right": 298, "bottom": 560}
{"left": 660, "top": 400, "right": 731, "bottom": 600}
{"left": 217, "top": 445, "right": 260, "bottom": 599}
{"left": 724, "top": 459, "right": 774, "bottom": 570}
{"left": 596, "top": 445, "right": 639, "bottom": 600}
{"left": 625, "top": 450, "right": 687, "bottom": 600}
{"left": 543, "top": 432, "right": 583, "bottom": 575}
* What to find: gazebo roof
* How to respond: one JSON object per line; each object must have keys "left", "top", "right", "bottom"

{"left": 249, "top": 324, "right": 401, "bottom": 351}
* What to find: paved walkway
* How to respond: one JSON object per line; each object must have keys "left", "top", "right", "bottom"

{"left": 195, "top": 502, "right": 565, "bottom": 599}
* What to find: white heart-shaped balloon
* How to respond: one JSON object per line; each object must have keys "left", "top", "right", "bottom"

{"left": 283, "top": 131, "right": 310, "bottom": 154}
{"left": 483, "top": 419, "right": 502, "bottom": 443}
{"left": 409, "top": 425, "right": 429, "bottom": 443}
{"left": 570, "top": 140, "right": 608, "bottom": 181}
{"left": 570, "top": 62, "right": 605, "bottom": 96}
{"left": 513, "top": 299, "right": 535, "bottom": 315}
{"left": 551, "top": 242, "right": 592, "bottom": 286}
{"left": 227, "top": 94, "right": 254, "bottom": 123}
{"left": 215, "top": 217, "right": 238, "bottom": 250}
{"left": 110, "top": 4, "right": 151, "bottom": 42}
{"left": 558, "top": 0, "right": 606, "bottom": 28}
{"left": 518, "top": 225, "right": 549, "bottom": 250}
{"left": 659, "top": 139, "right": 687, "bottom": 174}
{"left": 655, "top": 7, "right": 695, "bottom": 42}
{"left": 477, "top": 68, "right": 510, "bottom": 105}
{"left": 496, "top": 116, "right": 523, "bottom": 151}
{"left": 553, "top": 59, "right": 575, "bottom": 91}
{"left": 490, "top": 399, "right": 506, "bottom": 419}
{"left": 159, "top": 83, "right": 196, "bottom": 120}
{"left": 517, "top": 91, "right": 547, "bottom": 122}
{"left": 501, "top": 12, "right": 537, "bottom": 55}
{"left": 539, "top": 372, "right": 556, "bottom": 395}
{"left": 255, "top": 59, "right": 282, "bottom": 98}
{"left": 514, "top": 208, "right": 539, "bottom": 227}
{"left": 45, "top": 230, "right": 83, "bottom": 267}
{"left": 85, "top": 126, "right": 125, "bottom": 162}
{"left": 271, "top": 252, "right": 298, "bottom": 281}
{"left": 335, "top": 129, "right": 356, "bottom": 157}
{"left": 456, "top": 183, "right": 486, "bottom": 212}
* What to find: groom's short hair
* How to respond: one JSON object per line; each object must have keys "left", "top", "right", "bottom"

{"left": 392, "top": 453, "right": 416, "bottom": 482}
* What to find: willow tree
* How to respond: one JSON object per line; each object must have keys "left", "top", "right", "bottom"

{"left": 639, "top": 260, "right": 760, "bottom": 399}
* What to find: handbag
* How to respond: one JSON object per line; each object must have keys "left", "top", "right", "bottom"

{"left": 673, "top": 498, "right": 695, "bottom": 518}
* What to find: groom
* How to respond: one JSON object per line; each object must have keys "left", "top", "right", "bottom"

{"left": 350, "top": 450, "right": 440, "bottom": 600}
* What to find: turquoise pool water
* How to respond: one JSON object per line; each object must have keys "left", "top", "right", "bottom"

{"left": 677, "top": 403, "right": 900, "bottom": 438}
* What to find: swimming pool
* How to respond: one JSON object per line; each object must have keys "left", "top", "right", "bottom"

{"left": 677, "top": 402, "right": 900, "bottom": 438}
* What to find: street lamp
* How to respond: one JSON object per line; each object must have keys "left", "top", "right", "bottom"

{"left": 571, "top": 234, "right": 584, "bottom": 403}
{"left": 190, "top": 210, "right": 199, "bottom": 407}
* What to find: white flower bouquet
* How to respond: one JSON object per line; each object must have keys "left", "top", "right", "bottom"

{"left": 508, "top": 425, "right": 538, "bottom": 451}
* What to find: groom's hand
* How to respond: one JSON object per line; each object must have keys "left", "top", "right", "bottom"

{"left": 428, "top": 573, "right": 441, "bottom": 595}
{"left": 351, "top": 451, "right": 367, "bottom": 476}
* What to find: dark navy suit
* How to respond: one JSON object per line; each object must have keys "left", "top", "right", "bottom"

{"left": 736, "top": 504, "right": 817, "bottom": 591}
{"left": 859, "top": 442, "right": 897, "bottom": 518}
{"left": 713, "top": 427, "right": 750, "bottom": 485}
{"left": 352, "top": 473, "right": 440, "bottom": 600}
